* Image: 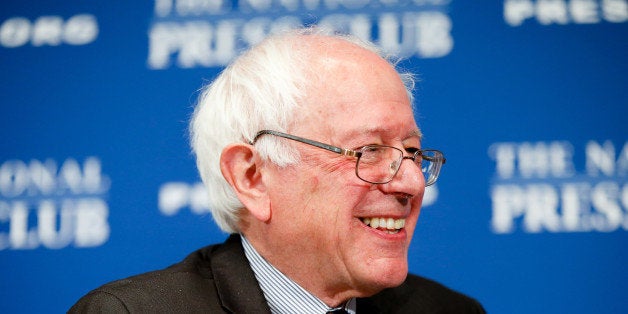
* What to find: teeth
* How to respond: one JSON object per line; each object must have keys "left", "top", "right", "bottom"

{"left": 371, "top": 218, "right": 380, "bottom": 229}
{"left": 394, "top": 218, "right": 405, "bottom": 229}
{"left": 361, "top": 217, "right": 406, "bottom": 231}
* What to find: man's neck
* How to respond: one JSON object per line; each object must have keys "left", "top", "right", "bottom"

{"left": 240, "top": 234, "right": 356, "bottom": 313}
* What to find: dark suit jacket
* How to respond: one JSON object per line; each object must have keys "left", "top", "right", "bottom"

{"left": 70, "top": 234, "right": 485, "bottom": 313}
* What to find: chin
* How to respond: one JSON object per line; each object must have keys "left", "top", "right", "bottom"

{"left": 379, "top": 266, "right": 409, "bottom": 288}
{"left": 357, "top": 260, "right": 409, "bottom": 295}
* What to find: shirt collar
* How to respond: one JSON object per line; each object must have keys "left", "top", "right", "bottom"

{"left": 241, "top": 235, "right": 356, "bottom": 314}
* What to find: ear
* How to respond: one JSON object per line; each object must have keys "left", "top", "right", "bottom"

{"left": 220, "top": 143, "right": 271, "bottom": 222}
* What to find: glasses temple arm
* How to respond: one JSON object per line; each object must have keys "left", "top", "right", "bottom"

{"left": 251, "top": 130, "right": 351, "bottom": 156}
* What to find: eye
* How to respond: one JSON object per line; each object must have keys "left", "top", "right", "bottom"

{"left": 358, "top": 144, "right": 383, "bottom": 152}
{"left": 405, "top": 147, "right": 420, "bottom": 154}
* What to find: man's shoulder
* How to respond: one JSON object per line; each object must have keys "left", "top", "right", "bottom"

{"left": 68, "top": 242, "right": 228, "bottom": 313}
{"left": 361, "top": 274, "right": 486, "bottom": 314}
{"left": 95, "top": 243, "right": 219, "bottom": 292}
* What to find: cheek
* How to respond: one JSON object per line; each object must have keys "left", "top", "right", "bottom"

{"left": 323, "top": 160, "right": 357, "bottom": 180}
{"left": 277, "top": 158, "right": 369, "bottom": 225}
{"left": 303, "top": 159, "right": 365, "bottom": 197}
{"left": 299, "top": 178, "right": 371, "bottom": 236}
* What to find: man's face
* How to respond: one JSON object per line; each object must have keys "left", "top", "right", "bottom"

{"left": 261, "top": 39, "right": 426, "bottom": 301}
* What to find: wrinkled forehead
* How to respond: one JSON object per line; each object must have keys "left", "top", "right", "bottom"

{"left": 291, "top": 38, "right": 414, "bottom": 138}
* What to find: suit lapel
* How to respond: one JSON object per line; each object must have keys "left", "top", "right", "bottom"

{"left": 356, "top": 297, "right": 386, "bottom": 314}
{"left": 211, "top": 234, "right": 272, "bottom": 313}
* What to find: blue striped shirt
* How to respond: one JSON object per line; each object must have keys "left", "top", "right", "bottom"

{"left": 241, "top": 235, "right": 356, "bottom": 314}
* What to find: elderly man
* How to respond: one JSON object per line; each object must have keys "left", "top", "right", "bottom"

{"left": 70, "top": 28, "right": 484, "bottom": 313}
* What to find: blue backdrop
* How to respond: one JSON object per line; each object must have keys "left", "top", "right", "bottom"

{"left": 1, "top": 1, "right": 627, "bottom": 313}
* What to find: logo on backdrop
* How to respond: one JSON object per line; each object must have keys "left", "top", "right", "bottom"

{"left": 148, "top": 0, "right": 454, "bottom": 69}
{"left": 504, "top": 0, "right": 628, "bottom": 26}
{"left": 489, "top": 140, "right": 628, "bottom": 234}
{"left": 0, "top": 14, "right": 99, "bottom": 48}
{"left": 157, "top": 181, "right": 440, "bottom": 217}
{"left": 0, "top": 157, "right": 111, "bottom": 250}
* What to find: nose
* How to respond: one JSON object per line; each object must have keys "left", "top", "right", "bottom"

{"left": 380, "top": 157, "right": 424, "bottom": 197}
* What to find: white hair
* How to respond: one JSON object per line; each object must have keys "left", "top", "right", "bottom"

{"left": 190, "top": 27, "right": 416, "bottom": 233}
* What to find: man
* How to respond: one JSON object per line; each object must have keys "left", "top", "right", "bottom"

{"left": 70, "top": 28, "right": 485, "bottom": 313}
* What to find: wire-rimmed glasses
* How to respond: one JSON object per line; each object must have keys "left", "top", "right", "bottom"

{"left": 250, "top": 130, "right": 446, "bottom": 186}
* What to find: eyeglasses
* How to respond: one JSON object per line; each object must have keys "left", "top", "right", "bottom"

{"left": 250, "top": 130, "right": 446, "bottom": 186}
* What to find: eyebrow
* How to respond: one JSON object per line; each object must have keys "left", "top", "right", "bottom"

{"left": 338, "top": 127, "right": 422, "bottom": 145}
{"left": 406, "top": 129, "right": 423, "bottom": 140}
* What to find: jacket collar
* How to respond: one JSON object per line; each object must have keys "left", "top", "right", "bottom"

{"left": 210, "top": 234, "right": 272, "bottom": 313}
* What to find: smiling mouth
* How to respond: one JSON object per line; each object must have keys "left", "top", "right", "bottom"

{"left": 360, "top": 217, "right": 406, "bottom": 234}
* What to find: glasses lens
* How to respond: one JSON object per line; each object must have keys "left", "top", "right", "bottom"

{"left": 356, "top": 146, "right": 403, "bottom": 184}
{"left": 421, "top": 150, "right": 444, "bottom": 186}
{"left": 356, "top": 146, "right": 444, "bottom": 186}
